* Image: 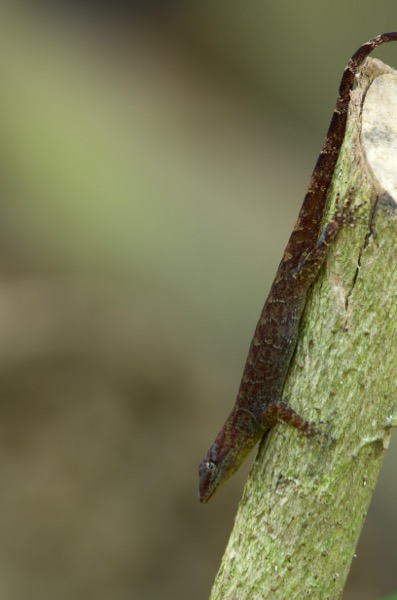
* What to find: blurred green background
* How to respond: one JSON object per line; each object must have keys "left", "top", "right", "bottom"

{"left": 0, "top": 1, "right": 396, "bottom": 598}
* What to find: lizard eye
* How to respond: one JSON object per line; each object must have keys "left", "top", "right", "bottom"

{"left": 206, "top": 461, "right": 217, "bottom": 472}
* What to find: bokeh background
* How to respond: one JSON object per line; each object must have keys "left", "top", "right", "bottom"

{"left": 1, "top": 1, "right": 397, "bottom": 598}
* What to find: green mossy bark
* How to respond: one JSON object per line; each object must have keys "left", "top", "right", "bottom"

{"left": 210, "top": 59, "right": 397, "bottom": 599}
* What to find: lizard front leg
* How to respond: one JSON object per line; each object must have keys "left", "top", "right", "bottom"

{"left": 262, "top": 400, "right": 333, "bottom": 445}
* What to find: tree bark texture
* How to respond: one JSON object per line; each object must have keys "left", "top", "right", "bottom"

{"left": 210, "top": 58, "right": 397, "bottom": 600}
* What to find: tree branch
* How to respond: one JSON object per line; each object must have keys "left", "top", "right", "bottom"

{"left": 210, "top": 58, "right": 397, "bottom": 599}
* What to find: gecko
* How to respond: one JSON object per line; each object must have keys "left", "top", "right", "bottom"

{"left": 198, "top": 32, "right": 397, "bottom": 503}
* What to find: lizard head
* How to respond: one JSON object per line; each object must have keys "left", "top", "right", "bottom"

{"left": 198, "top": 409, "right": 260, "bottom": 503}
{"left": 198, "top": 442, "right": 229, "bottom": 504}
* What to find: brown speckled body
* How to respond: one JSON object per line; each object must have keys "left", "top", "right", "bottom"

{"left": 199, "top": 33, "right": 397, "bottom": 503}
